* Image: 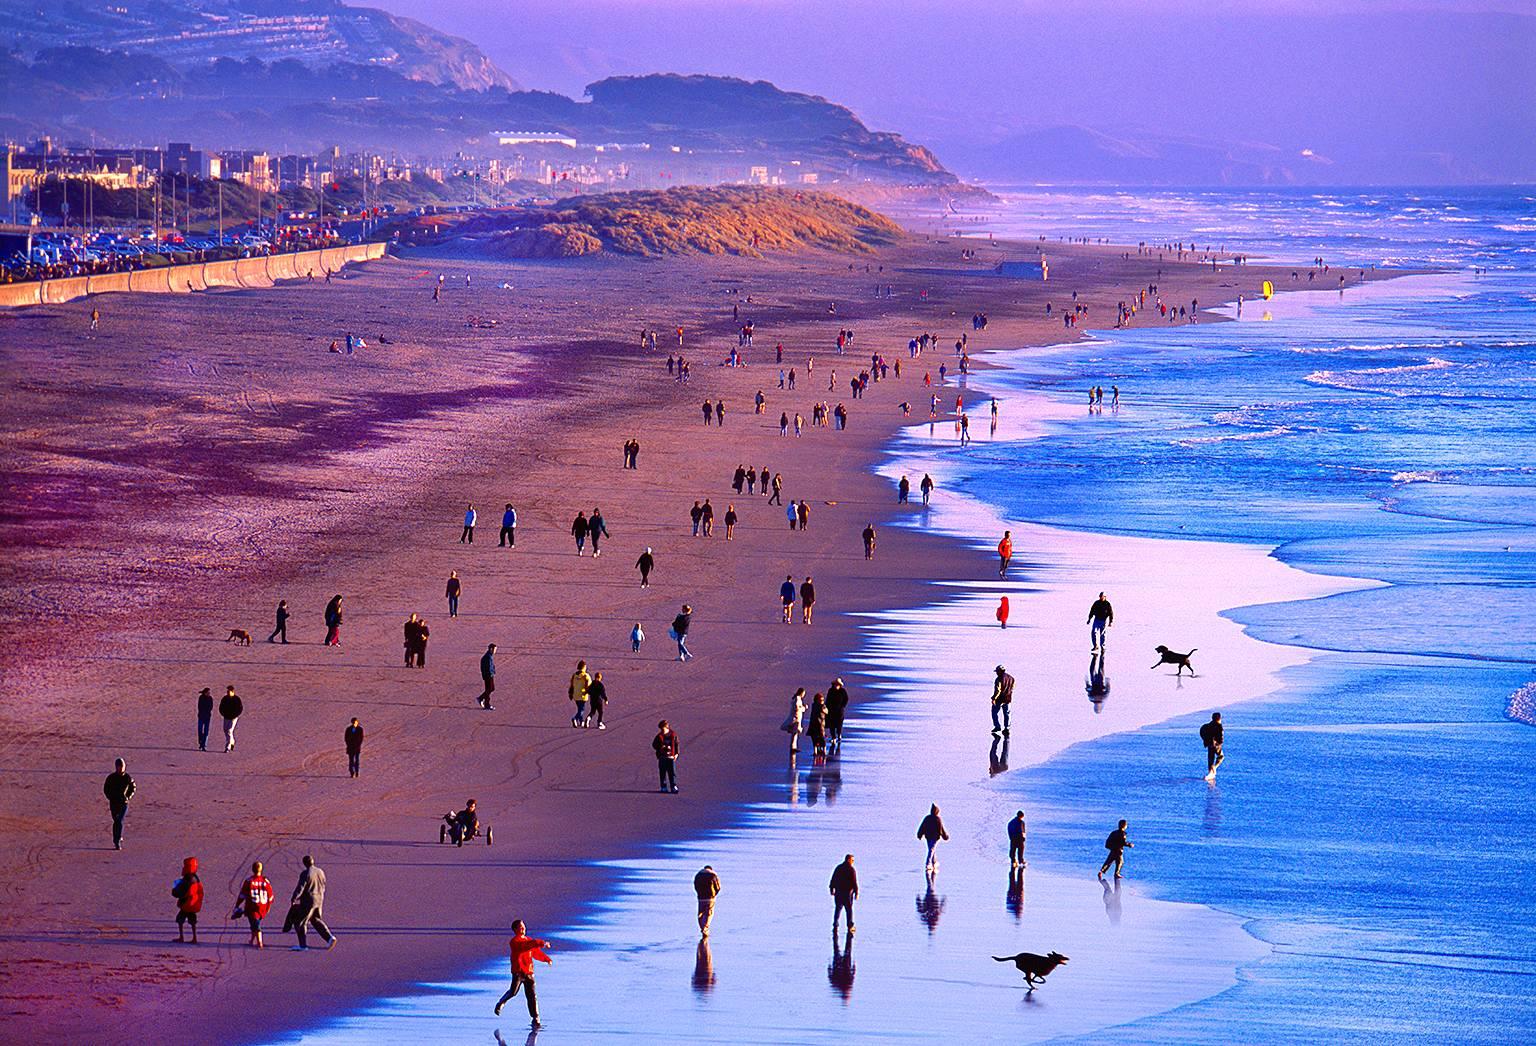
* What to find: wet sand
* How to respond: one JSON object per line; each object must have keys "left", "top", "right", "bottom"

{"left": 0, "top": 232, "right": 1393, "bottom": 1042}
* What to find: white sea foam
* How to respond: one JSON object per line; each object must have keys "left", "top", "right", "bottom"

{"left": 1174, "top": 426, "right": 1295, "bottom": 448}
{"left": 1507, "top": 683, "right": 1536, "bottom": 726}
{"left": 1304, "top": 356, "right": 1460, "bottom": 391}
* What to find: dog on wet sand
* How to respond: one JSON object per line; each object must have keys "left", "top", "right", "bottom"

{"left": 993, "top": 951, "right": 1069, "bottom": 989}
{"left": 227, "top": 629, "right": 252, "bottom": 646}
{"left": 1151, "top": 645, "right": 1196, "bottom": 676}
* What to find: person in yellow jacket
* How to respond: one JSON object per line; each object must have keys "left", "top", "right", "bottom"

{"left": 569, "top": 661, "right": 593, "bottom": 728}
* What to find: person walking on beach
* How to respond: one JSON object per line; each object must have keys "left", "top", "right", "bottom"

{"left": 196, "top": 687, "right": 213, "bottom": 751}
{"left": 344, "top": 718, "right": 363, "bottom": 777}
{"left": 991, "top": 665, "right": 1015, "bottom": 737}
{"left": 631, "top": 622, "right": 645, "bottom": 653}
{"left": 171, "top": 856, "right": 204, "bottom": 944}
{"left": 589, "top": 507, "right": 610, "bottom": 557}
{"left": 809, "top": 693, "right": 829, "bottom": 763}
{"left": 800, "top": 576, "right": 816, "bottom": 624}
{"left": 770, "top": 473, "right": 783, "bottom": 505}
{"left": 104, "top": 758, "right": 134, "bottom": 850}
{"left": 862, "top": 523, "right": 877, "bottom": 560}
{"left": 998, "top": 531, "right": 1013, "bottom": 577}
{"left": 323, "top": 594, "right": 343, "bottom": 647}
{"left": 569, "top": 660, "right": 592, "bottom": 728}
{"left": 267, "top": 599, "right": 289, "bottom": 643}
{"left": 830, "top": 855, "right": 858, "bottom": 934}
{"left": 784, "top": 687, "right": 807, "bottom": 754}
{"left": 287, "top": 855, "right": 335, "bottom": 950}
{"left": 479, "top": 643, "right": 497, "bottom": 709}
{"left": 90, "top": 307, "right": 100, "bottom": 331}
{"left": 1200, "top": 712, "right": 1224, "bottom": 779}
{"left": 691, "top": 500, "right": 704, "bottom": 537}
{"left": 235, "top": 861, "right": 275, "bottom": 948}
{"left": 920, "top": 474, "right": 935, "bottom": 505}
{"left": 996, "top": 596, "right": 1010, "bottom": 629}
{"left": 723, "top": 503, "right": 738, "bottom": 539}
{"left": 917, "top": 805, "right": 950, "bottom": 872}
{"left": 787, "top": 499, "right": 798, "bottom": 531}
{"left": 636, "top": 547, "right": 655, "bottom": 588}
{"left": 898, "top": 475, "right": 911, "bottom": 504}
{"left": 494, "top": 920, "right": 552, "bottom": 1024}
{"left": 1088, "top": 592, "right": 1114, "bottom": 651}
{"left": 587, "top": 671, "right": 608, "bottom": 729}
{"left": 694, "top": 865, "right": 721, "bottom": 937}
{"left": 826, "top": 678, "right": 850, "bottom": 746}
{"left": 445, "top": 571, "right": 462, "bottom": 618}
{"left": 671, "top": 605, "right": 694, "bottom": 661}
{"left": 781, "top": 575, "right": 797, "bottom": 624}
{"left": 654, "top": 719, "right": 680, "bottom": 793}
{"left": 461, "top": 504, "right": 476, "bottom": 544}
{"left": 701, "top": 499, "right": 715, "bottom": 537}
{"left": 406, "top": 615, "right": 429, "bottom": 667}
{"left": 219, "top": 685, "right": 243, "bottom": 752}
{"left": 797, "top": 500, "right": 810, "bottom": 531}
{"left": 499, "top": 503, "right": 517, "bottom": 547}
{"left": 571, "top": 510, "right": 589, "bottom": 555}
{"left": 1099, "top": 819, "right": 1133, "bottom": 879}
{"left": 1008, "top": 810, "right": 1028, "bottom": 869}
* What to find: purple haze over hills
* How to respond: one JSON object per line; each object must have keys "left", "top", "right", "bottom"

{"left": 364, "top": 0, "right": 1536, "bottom": 184}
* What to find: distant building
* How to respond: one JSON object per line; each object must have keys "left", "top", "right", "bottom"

{"left": 495, "top": 131, "right": 578, "bottom": 148}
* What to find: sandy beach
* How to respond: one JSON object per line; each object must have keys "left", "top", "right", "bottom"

{"left": 0, "top": 229, "right": 1393, "bottom": 1042}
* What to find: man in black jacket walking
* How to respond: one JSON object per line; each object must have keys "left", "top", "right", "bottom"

{"left": 103, "top": 758, "right": 135, "bottom": 850}
{"left": 219, "top": 686, "right": 244, "bottom": 752}
{"left": 196, "top": 687, "right": 214, "bottom": 751}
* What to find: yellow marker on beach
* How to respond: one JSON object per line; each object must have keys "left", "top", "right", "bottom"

{"left": 1261, "top": 280, "right": 1274, "bottom": 300}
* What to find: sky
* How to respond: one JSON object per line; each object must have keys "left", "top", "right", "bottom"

{"left": 370, "top": 0, "right": 1536, "bottom": 181}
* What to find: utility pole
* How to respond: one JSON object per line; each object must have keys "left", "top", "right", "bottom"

{"left": 217, "top": 180, "right": 223, "bottom": 245}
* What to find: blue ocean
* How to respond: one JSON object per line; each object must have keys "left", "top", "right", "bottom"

{"left": 964, "top": 186, "right": 1536, "bottom": 1041}
{"left": 286, "top": 188, "right": 1536, "bottom": 1044}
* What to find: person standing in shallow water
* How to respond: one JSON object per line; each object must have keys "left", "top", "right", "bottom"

{"left": 1200, "top": 712, "right": 1225, "bottom": 779}
{"left": 1099, "top": 819, "right": 1133, "bottom": 879}
{"left": 494, "top": 920, "right": 552, "bottom": 1024}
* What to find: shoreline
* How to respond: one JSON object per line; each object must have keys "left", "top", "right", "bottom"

{"left": 0, "top": 226, "right": 1406, "bottom": 1042}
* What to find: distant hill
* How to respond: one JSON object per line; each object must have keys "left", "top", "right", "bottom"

{"left": 0, "top": 55, "right": 955, "bottom": 185}
{"left": 396, "top": 186, "right": 906, "bottom": 258}
{"left": 0, "top": 0, "right": 518, "bottom": 91}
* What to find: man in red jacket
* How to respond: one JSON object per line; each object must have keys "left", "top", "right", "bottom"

{"left": 172, "top": 856, "right": 204, "bottom": 944}
{"left": 494, "top": 919, "right": 553, "bottom": 1024}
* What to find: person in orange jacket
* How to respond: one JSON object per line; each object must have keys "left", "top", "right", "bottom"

{"left": 235, "top": 860, "right": 275, "bottom": 948}
{"left": 494, "top": 919, "right": 553, "bottom": 1024}
{"left": 172, "top": 856, "right": 204, "bottom": 944}
{"left": 998, "top": 531, "right": 1013, "bottom": 577}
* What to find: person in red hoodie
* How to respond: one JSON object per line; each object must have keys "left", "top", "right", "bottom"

{"left": 494, "top": 919, "right": 553, "bottom": 1024}
{"left": 234, "top": 860, "right": 275, "bottom": 948}
{"left": 172, "top": 856, "right": 204, "bottom": 944}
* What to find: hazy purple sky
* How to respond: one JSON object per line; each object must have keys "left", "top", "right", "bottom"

{"left": 371, "top": 0, "right": 1536, "bottom": 180}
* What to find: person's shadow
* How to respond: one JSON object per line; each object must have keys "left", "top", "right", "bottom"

{"left": 692, "top": 938, "right": 716, "bottom": 997}
{"left": 1086, "top": 652, "right": 1110, "bottom": 712}
{"left": 828, "top": 929, "right": 855, "bottom": 1001}
{"left": 916, "top": 871, "right": 946, "bottom": 934}
{"left": 1006, "top": 866, "right": 1025, "bottom": 922}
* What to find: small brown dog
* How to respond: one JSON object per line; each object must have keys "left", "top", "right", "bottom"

{"left": 227, "top": 629, "right": 253, "bottom": 646}
{"left": 1151, "top": 645, "right": 1197, "bottom": 676}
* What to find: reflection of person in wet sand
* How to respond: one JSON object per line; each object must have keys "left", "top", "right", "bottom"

{"left": 1007, "top": 867, "right": 1025, "bottom": 922}
{"left": 828, "top": 930, "right": 855, "bottom": 1001}
{"left": 989, "top": 735, "right": 1009, "bottom": 777}
{"left": 1101, "top": 875, "right": 1123, "bottom": 926}
{"left": 1086, "top": 652, "right": 1110, "bottom": 711}
{"left": 916, "top": 875, "right": 946, "bottom": 934}
{"left": 691, "top": 939, "right": 715, "bottom": 996}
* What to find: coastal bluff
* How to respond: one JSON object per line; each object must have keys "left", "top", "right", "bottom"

{"left": 395, "top": 186, "right": 905, "bottom": 259}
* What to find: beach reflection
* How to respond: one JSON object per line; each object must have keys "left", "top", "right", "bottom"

{"left": 1007, "top": 868, "right": 1025, "bottom": 922}
{"left": 692, "top": 940, "right": 716, "bottom": 997}
{"left": 827, "top": 930, "right": 855, "bottom": 1002}
{"left": 1086, "top": 652, "right": 1110, "bottom": 712}
{"left": 915, "top": 872, "right": 946, "bottom": 934}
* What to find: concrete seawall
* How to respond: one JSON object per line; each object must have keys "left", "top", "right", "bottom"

{"left": 0, "top": 243, "right": 386, "bottom": 308}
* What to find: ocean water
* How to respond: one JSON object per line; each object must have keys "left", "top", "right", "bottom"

{"left": 285, "top": 188, "right": 1536, "bottom": 1043}
{"left": 947, "top": 187, "right": 1536, "bottom": 1040}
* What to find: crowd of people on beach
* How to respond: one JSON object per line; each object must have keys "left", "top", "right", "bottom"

{"left": 88, "top": 240, "right": 1244, "bottom": 1029}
